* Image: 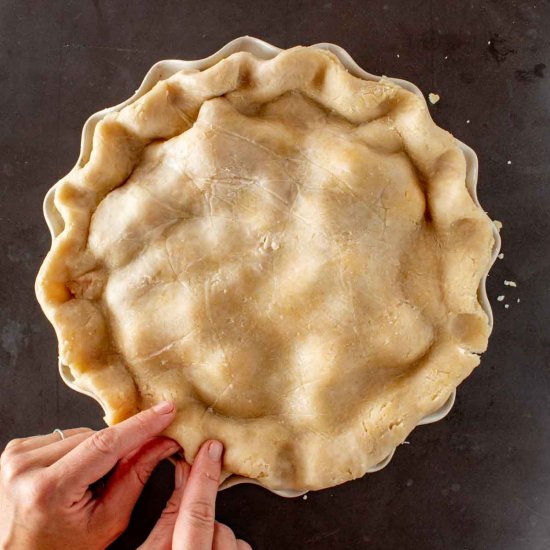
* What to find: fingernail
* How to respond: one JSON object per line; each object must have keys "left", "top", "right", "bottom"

{"left": 208, "top": 440, "right": 223, "bottom": 461}
{"left": 165, "top": 440, "right": 181, "bottom": 454}
{"left": 153, "top": 400, "right": 174, "bottom": 414}
{"left": 175, "top": 461, "right": 184, "bottom": 488}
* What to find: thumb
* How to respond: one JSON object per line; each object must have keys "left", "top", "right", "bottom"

{"left": 139, "top": 460, "right": 190, "bottom": 550}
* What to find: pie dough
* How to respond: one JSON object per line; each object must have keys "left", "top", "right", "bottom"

{"left": 36, "top": 46, "right": 494, "bottom": 491}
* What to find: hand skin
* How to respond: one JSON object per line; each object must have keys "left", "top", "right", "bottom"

{"left": 0, "top": 402, "right": 251, "bottom": 550}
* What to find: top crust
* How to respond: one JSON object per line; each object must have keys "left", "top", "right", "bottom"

{"left": 36, "top": 47, "right": 494, "bottom": 491}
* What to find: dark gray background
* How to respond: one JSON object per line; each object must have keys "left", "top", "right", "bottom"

{"left": 1, "top": 1, "right": 549, "bottom": 549}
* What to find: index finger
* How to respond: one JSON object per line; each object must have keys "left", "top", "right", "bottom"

{"left": 173, "top": 440, "right": 223, "bottom": 550}
{"left": 50, "top": 401, "right": 176, "bottom": 491}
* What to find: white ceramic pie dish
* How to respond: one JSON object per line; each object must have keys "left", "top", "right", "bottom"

{"left": 43, "top": 36, "right": 501, "bottom": 498}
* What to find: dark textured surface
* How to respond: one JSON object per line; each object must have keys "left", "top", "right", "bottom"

{"left": 1, "top": 1, "right": 549, "bottom": 549}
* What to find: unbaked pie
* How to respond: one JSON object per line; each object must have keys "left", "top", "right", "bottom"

{"left": 36, "top": 46, "right": 495, "bottom": 491}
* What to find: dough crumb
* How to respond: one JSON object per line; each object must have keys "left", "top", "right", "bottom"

{"left": 396, "top": 54, "right": 400, "bottom": 58}
{"left": 517, "top": 298, "right": 520, "bottom": 303}
{"left": 494, "top": 220, "right": 503, "bottom": 230}
{"left": 504, "top": 280, "right": 517, "bottom": 287}
{"left": 498, "top": 253, "right": 504, "bottom": 260}
{"left": 497, "top": 295, "right": 505, "bottom": 302}
{"left": 428, "top": 93, "right": 440, "bottom": 104}
{"left": 466, "top": 119, "right": 470, "bottom": 124}
{"left": 507, "top": 160, "right": 512, "bottom": 165}
{"left": 505, "top": 304, "right": 510, "bottom": 309}
{"left": 302, "top": 494, "right": 308, "bottom": 500}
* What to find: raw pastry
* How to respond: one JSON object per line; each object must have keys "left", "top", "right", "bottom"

{"left": 36, "top": 47, "right": 494, "bottom": 491}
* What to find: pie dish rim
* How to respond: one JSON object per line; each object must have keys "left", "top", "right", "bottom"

{"left": 41, "top": 35, "right": 501, "bottom": 498}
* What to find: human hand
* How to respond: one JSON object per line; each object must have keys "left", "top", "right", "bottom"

{"left": 0, "top": 401, "right": 251, "bottom": 549}
{"left": 0, "top": 401, "right": 180, "bottom": 549}
{"left": 140, "top": 440, "right": 251, "bottom": 550}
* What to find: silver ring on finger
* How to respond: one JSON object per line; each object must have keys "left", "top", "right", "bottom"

{"left": 53, "top": 428, "right": 65, "bottom": 441}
